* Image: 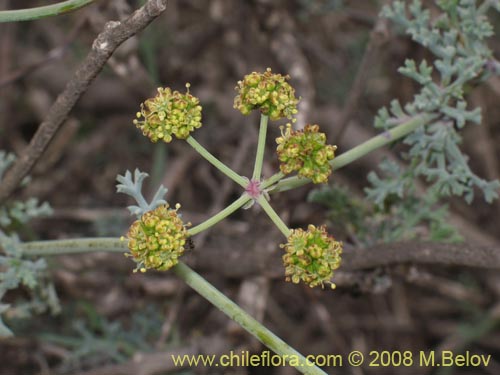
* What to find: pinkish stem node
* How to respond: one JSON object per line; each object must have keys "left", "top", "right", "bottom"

{"left": 245, "top": 179, "right": 262, "bottom": 199}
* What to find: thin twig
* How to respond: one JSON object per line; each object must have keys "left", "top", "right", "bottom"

{"left": 0, "top": 0, "right": 169, "bottom": 203}
{"left": 343, "top": 241, "right": 500, "bottom": 271}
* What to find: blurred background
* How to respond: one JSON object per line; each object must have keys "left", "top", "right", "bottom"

{"left": 1, "top": 0, "right": 500, "bottom": 374}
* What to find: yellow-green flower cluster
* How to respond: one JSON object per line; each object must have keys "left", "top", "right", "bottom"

{"left": 281, "top": 225, "right": 342, "bottom": 289}
{"left": 276, "top": 124, "right": 337, "bottom": 184}
{"left": 126, "top": 204, "right": 190, "bottom": 272}
{"left": 133, "top": 84, "right": 202, "bottom": 143}
{"left": 234, "top": 68, "right": 299, "bottom": 121}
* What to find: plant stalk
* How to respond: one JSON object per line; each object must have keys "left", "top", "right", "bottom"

{"left": 188, "top": 194, "right": 251, "bottom": 236}
{"left": 186, "top": 136, "right": 247, "bottom": 187}
{"left": 252, "top": 114, "right": 269, "bottom": 181}
{"left": 172, "top": 262, "right": 326, "bottom": 375}
{"left": 21, "top": 238, "right": 125, "bottom": 256}
{"left": 0, "top": 0, "right": 95, "bottom": 23}
{"left": 257, "top": 196, "right": 291, "bottom": 237}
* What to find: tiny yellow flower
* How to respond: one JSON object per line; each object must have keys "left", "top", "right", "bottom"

{"left": 126, "top": 204, "right": 190, "bottom": 272}
{"left": 281, "top": 225, "right": 342, "bottom": 288}
{"left": 133, "top": 84, "right": 202, "bottom": 143}
{"left": 276, "top": 124, "right": 337, "bottom": 184}
{"left": 234, "top": 68, "right": 299, "bottom": 121}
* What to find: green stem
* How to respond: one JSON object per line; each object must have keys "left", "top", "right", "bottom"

{"left": 186, "top": 136, "right": 247, "bottom": 187}
{"left": 252, "top": 114, "right": 269, "bottom": 181}
{"left": 188, "top": 194, "right": 251, "bottom": 236}
{"left": 0, "top": 0, "right": 95, "bottom": 23}
{"left": 261, "top": 171, "right": 285, "bottom": 190}
{"left": 172, "top": 262, "right": 325, "bottom": 375}
{"left": 151, "top": 143, "right": 168, "bottom": 190}
{"left": 21, "top": 238, "right": 125, "bottom": 256}
{"left": 266, "top": 113, "right": 437, "bottom": 194}
{"left": 21, "top": 238, "right": 326, "bottom": 375}
{"left": 257, "top": 196, "right": 291, "bottom": 237}
{"left": 23, "top": 196, "right": 251, "bottom": 255}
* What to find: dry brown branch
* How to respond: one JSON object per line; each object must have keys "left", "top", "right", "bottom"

{"left": 194, "top": 235, "right": 500, "bottom": 279}
{"left": 0, "top": 0, "right": 169, "bottom": 203}
{"left": 343, "top": 242, "right": 500, "bottom": 270}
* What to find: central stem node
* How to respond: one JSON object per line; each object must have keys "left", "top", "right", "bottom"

{"left": 245, "top": 179, "right": 262, "bottom": 200}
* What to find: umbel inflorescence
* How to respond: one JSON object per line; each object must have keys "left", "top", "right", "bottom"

{"left": 281, "top": 225, "right": 342, "bottom": 289}
{"left": 133, "top": 84, "right": 202, "bottom": 143}
{"left": 126, "top": 204, "right": 190, "bottom": 272}
{"left": 127, "top": 68, "right": 342, "bottom": 288}
{"left": 234, "top": 68, "right": 299, "bottom": 121}
{"left": 276, "top": 124, "right": 337, "bottom": 184}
